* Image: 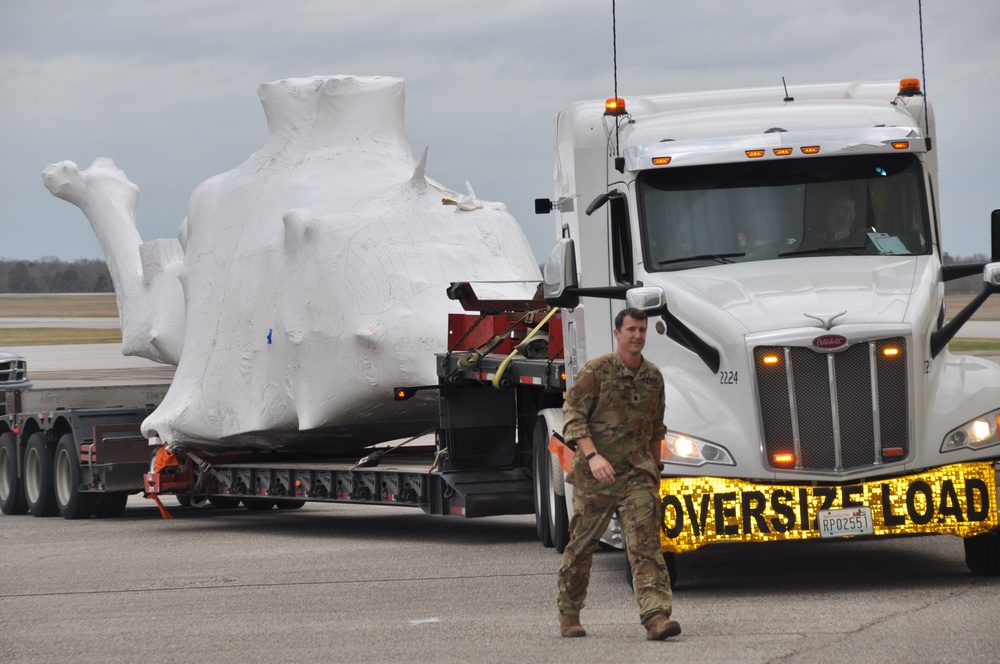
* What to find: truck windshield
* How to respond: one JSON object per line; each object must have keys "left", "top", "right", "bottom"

{"left": 636, "top": 154, "right": 931, "bottom": 271}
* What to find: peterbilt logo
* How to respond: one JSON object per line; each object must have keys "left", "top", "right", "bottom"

{"left": 812, "top": 334, "right": 848, "bottom": 350}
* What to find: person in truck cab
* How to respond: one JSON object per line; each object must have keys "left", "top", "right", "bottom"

{"left": 820, "top": 193, "right": 864, "bottom": 244}
{"left": 556, "top": 307, "right": 681, "bottom": 641}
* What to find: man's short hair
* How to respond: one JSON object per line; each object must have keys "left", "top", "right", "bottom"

{"left": 615, "top": 307, "right": 648, "bottom": 331}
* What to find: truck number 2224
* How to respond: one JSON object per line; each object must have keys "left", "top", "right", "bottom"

{"left": 720, "top": 371, "right": 738, "bottom": 385}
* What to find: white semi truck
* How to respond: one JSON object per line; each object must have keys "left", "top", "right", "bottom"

{"left": 535, "top": 77, "right": 1000, "bottom": 576}
{"left": 2, "top": 76, "right": 998, "bottom": 581}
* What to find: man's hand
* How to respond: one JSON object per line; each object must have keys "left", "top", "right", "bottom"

{"left": 589, "top": 454, "right": 616, "bottom": 485}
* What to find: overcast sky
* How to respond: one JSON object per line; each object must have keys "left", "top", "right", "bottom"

{"left": 2, "top": 0, "right": 998, "bottom": 264}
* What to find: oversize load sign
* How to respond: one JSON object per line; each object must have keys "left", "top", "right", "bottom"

{"left": 658, "top": 462, "right": 998, "bottom": 553}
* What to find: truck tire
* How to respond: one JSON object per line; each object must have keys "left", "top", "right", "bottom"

{"left": 54, "top": 434, "right": 97, "bottom": 519}
{"left": 532, "top": 417, "right": 553, "bottom": 548}
{"left": 624, "top": 550, "right": 679, "bottom": 589}
{"left": 964, "top": 529, "right": 1000, "bottom": 575}
{"left": 93, "top": 491, "right": 129, "bottom": 518}
{"left": 536, "top": 409, "right": 570, "bottom": 553}
{"left": 0, "top": 431, "right": 28, "bottom": 515}
{"left": 24, "top": 432, "right": 58, "bottom": 517}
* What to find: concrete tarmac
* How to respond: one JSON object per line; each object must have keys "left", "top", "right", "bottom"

{"left": 1, "top": 498, "right": 998, "bottom": 663}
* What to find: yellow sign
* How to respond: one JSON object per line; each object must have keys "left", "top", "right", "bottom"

{"left": 659, "top": 462, "right": 998, "bottom": 553}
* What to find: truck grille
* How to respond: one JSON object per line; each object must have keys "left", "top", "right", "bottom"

{"left": 753, "top": 337, "right": 908, "bottom": 473}
{"left": 0, "top": 357, "right": 28, "bottom": 385}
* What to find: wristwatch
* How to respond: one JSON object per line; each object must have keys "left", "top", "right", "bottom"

{"left": 585, "top": 451, "right": 598, "bottom": 460}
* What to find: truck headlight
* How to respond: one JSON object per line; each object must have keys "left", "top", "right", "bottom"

{"left": 662, "top": 433, "right": 735, "bottom": 467}
{"left": 941, "top": 410, "right": 1000, "bottom": 453}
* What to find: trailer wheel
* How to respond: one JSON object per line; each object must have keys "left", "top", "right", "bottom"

{"left": 54, "top": 434, "right": 96, "bottom": 519}
{"left": 964, "top": 529, "right": 1000, "bottom": 575}
{"left": 24, "top": 432, "right": 58, "bottom": 517}
{"left": 243, "top": 497, "right": 275, "bottom": 511}
{"left": 208, "top": 495, "right": 242, "bottom": 509}
{"left": 0, "top": 431, "right": 28, "bottom": 515}
{"left": 93, "top": 491, "right": 129, "bottom": 518}
{"left": 532, "top": 417, "right": 553, "bottom": 548}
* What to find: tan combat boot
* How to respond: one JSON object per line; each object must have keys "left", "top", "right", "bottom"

{"left": 559, "top": 613, "right": 586, "bottom": 637}
{"left": 643, "top": 613, "right": 681, "bottom": 640}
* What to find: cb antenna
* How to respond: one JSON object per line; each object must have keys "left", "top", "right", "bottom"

{"left": 611, "top": 0, "right": 621, "bottom": 157}
{"left": 917, "top": 0, "right": 931, "bottom": 144}
{"left": 612, "top": 0, "right": 619, "bottom": 103}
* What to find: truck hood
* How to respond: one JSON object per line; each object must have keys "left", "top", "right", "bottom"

{"left": 664, "top": 256, "right": 924, "bottom": 334}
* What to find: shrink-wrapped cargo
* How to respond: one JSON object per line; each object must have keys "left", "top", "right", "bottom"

{"left": 43, "top": 75, "right": 540, "bottom": 450}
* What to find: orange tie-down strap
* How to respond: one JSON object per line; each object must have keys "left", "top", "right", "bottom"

{"left": 147, "top": 446, "right": 179, "bottom": 519}
{"left": 547, "top": 433, "right": 575, "bottom": 474}
{"left": 152, "top": 446, "right": 180, "bottom": 473}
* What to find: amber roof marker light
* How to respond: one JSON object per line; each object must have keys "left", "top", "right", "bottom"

{"left": 605, "top": 97, "right": 627, "bottom": 116}
{"left": 898, "top": 78, "right": 922, "bottom": 96}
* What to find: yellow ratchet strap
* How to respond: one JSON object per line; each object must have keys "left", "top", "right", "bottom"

{"left": 491, "top": 307, "right": 560, "bottom": 388}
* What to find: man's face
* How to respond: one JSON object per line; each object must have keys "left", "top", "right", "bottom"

{"left": 614, "top": 314, "right": 647, "bottom": 355}
{"left": 827, "top": 197, "right": 856, "bottom": 231}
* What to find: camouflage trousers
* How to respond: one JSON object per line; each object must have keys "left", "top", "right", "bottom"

{"left": 556, "top": 472, "right": 673, "bottom": 622}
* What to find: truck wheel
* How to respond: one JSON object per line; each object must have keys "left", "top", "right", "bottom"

{"left": 54, "top": 434, "right": 96, "bottom": 519}
{"left": 624, "top": 551, "right": 679, "bottom": 589}
{"left": 243, "top": 497, "right": 275, "bottom": 511}
{"left": 536, "top": 409, "right": 570, "bottom": 553}
{"left": 532, "top": 417, "right": 553, "bottom": 547}
{"left": 24, "top": 432, "right": 58, "bottom": 517}
{"left": 965, "top": 529, "right": 1000, "bottom": 575}
{"left": 0, "top": 431, "right": 28, "bottom": 515}
{"left": 549, "top": 479, "right": 570, "bottom": 553}
{"left": 93, "top": 491, "right": 129, "bottom": 518}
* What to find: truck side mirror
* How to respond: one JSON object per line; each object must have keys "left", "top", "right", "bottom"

{"left": 992, "top": 209, "right": 1000, "bottom": 262}
{"left": 543, "top": 238, "right": 580, "bottom": 308}
{"left": 625, "top": 286, "right": 667, "bottom": 314}
{"left": 535, "top": 198, "right": 553, "bottom": 214}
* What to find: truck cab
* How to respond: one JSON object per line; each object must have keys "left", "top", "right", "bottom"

{"left": 538, "top": 78, "right": 1000, "bottom": 574}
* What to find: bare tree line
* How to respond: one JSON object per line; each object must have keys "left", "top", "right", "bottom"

{"left": 0, "top": 257, "right": 113, "bottom": 293}
{"left": 0, "top": 253, "right": 992, "bottom": 294}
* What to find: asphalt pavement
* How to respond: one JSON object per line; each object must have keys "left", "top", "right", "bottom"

{"left": 2, "top": 498, "right": 999, "bottom": 663}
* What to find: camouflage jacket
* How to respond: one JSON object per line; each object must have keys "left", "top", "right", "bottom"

{"left": 563, "top": 352, "right": 666, "bottom": 494}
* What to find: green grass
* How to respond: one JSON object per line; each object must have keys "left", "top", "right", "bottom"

{"left": 0, "top": 328, "right": 123, "bottom": 346}
{"left": 947, "top": 338, "right": 1000, "bottom": 354}
{"left": 0, "top": 294, "right": 118, "bottom": 317}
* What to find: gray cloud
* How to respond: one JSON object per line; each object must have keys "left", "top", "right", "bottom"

{"left": 2, "top": 0, "right": 998, "bottom": 263}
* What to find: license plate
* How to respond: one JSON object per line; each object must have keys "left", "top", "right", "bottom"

{"left": 817, "top": 506, "right": 874, "bottom": 538}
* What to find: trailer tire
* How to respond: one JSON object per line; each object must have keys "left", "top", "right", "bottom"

{"left": 532, "top": 417, "right": 553, "bottom": 548}
{"left": 0, "top": 431, "right": 28, "bottom": 515}
{"left": 209, "top": 495, "right": 242, "bottom": 509}
{"left": 964, "top": 529, "right": 1000, "bottom": 576}
{"left": 243, "top": 497, "right": 275, "bottom": 511}
{"left": 93, "top": 491, "right": 129, "bottom": 518}
{"left": 24, "top": 432, "right": 58, "bottom": 517}
{"left": 55, "top": 434, "right": 96, "bottom": 520}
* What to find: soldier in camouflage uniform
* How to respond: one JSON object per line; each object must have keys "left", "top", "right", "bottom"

{"left": 556, "top": 307, "right": 680, "bottom": 640}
